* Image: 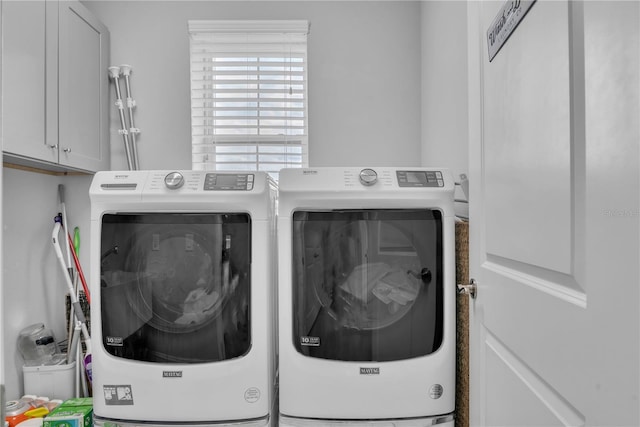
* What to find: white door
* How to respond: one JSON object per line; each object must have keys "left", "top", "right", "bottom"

{"left": 467, "top": 1, "right": 639, "bottom": 426}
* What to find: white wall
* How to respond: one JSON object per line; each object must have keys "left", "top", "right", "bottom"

{"left": 2, "top": 168, "right": 92, "bottom": 399}
{"left": 84, "top": 0, "right": 423, "bottom": 170}
{"left": 421, "top": 1, "right": 469, "bottom": 213}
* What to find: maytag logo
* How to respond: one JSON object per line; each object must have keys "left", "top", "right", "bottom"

{"left": 302, "top": 170, "right": 318, "bottom": 175}
{"left": 360, "top": 367, "right": 380, "bottom": 375}
{"left": 114, "top": 174, "right": 129, "bottom": 179}
{"left": 163, "top": 371, "right": 183, "bottom": 378}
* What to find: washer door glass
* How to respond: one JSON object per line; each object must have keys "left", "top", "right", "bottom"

{"left": 292, "top": 209, "right": 443, "bottom": 362}
{"left": 100, "top": 213, "right": 251, "bottom": 363}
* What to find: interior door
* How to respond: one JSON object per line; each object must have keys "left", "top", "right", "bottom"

{"left": 467, "top": 1, "right": 639, "bottom": 426}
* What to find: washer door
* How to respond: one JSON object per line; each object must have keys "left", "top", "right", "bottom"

{"left": 292, "top": 209, "right": 443, "bottom": 362}
{"left": 100, "top": 213, "right": 251, "bottom": 363}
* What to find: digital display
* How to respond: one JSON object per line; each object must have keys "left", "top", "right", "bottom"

{"left": 204, "top": 173, "right": 253, "bottom": 191}
{"left": 216, "top": 174, "right": 240, "bottom": 186}
{"left": 396, "top": 170, "right": 443, "bottom": 187}
{"left": 405, "top": 171, "right": 428, "bottom": 183}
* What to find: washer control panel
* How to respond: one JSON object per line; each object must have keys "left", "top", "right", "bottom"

{"left": 204, "top": 173, "right": 254, "bottom": 191}
{"left": 396, "top": 170, "right": 444, "bottom": 187}
{"left": 337, "top": 168, "right": 447, "bottom": 188}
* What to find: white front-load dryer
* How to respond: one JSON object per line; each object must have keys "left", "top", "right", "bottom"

{"left": 89, "top": 171, "right": 277, "bottom": 426}
{"left": 277, "top": 167, "right": 455, "bottom": 425}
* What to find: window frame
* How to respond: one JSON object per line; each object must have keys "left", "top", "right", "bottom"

{"left": 188, "top": 20, "right": 310, "bottom": 179}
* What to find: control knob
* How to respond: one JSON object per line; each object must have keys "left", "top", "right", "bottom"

{"left": 359, "top": 168, "right": 378, "bottom": 186}
{"left": 164, "top": 172, "right": 185, "bottom": 189}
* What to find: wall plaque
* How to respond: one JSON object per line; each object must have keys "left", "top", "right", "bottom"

{"left": 487, "top": 0, "right": 536, "bottom": 62}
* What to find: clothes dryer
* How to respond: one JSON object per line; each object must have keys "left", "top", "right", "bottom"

{"left": 277, "top": 167, "right": 455, "bottom": 425}
{"left": 89, "top": 171, "right": 277, "bottom": 426}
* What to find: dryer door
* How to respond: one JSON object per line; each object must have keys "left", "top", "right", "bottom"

{"left": 100, "top": 213, "right": 251, "bottom": 363}
{"left": 292, "top": 209, "right": 443, "bottom": 362}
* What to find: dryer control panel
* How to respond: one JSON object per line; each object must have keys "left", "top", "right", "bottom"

{"left": 279, "top": 167, "right": 453, "bottom": 193}
{"left": 346, "top": 169, "right": 446, "bottom": 188}
{"left": 150, "top": 172, "right": 255, "bottom": 191}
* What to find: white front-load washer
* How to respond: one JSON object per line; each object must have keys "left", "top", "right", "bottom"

{"left": 89, "top": 170, "right": 277, "bottom": 426}
{"left": 277, "top": 167, "right": 455, "bottom": 426}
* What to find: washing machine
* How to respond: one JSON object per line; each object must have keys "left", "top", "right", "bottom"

{"left": 89, "top": 170, "right": 278, "bottom": 426}
{"left": 277, "top": 167, "right": 455, "bottom": 426}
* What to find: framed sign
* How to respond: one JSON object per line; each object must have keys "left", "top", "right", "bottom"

{"left": 487, "top": 0, "right": 536, "bottom": 62}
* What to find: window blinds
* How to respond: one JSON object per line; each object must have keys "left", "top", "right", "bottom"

{"left": 188, "top": 20, "right": 310, "bottom": 177}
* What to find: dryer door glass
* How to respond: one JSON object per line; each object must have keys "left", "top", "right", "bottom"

{"left": 100, "top": 213, "right": 251, "bottom": 363}
{"left": 292, "top": 209, "right": 443, "bottom": 362}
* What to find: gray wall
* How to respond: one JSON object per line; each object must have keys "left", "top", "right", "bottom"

{"left": 84, "top": 0, "right": 423, "bottom": 170}
{"left": 421, "top": 1, "right": 469, "bottom": 214}
{"left": 2, "top": 169, "right": 92, "bottom": 398}
{"left": 421, "top": 1, "right": 468, "bottom": 178}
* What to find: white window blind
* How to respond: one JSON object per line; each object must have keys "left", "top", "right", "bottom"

{"left": 188, "top": 20, "right": 310, "bottom": 179}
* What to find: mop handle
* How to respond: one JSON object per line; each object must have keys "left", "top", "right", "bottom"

{"left": 52, "top": 219, "right": 92, "bottom": 348}
{"left": 58, "top": 185, "right": 73, "bottom": 276}
{"left": 67, "top": 230, "right": 91, "bottom": 304}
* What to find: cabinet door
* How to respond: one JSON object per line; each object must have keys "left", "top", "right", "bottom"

{"left": 58, "top": 1, "right": 110, "bottom": 172}
{"left": 2, "top": 1, "right": 58, "bottom": 164}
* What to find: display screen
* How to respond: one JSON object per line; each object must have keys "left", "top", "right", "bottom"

{"left": 396, "top": 171, "right": 443, "bottom": 187}
{"left": 216, "top": 174, "right": 240, "bottom": 186}
{"left": 405, "top": 171, "right": 428, "bottom": 183}
{"left": 204, "top": 173, "right": 253, "bottom": 191}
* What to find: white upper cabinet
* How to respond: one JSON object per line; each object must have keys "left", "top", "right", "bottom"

{"left": 58, "top": 1, "right": 110, "bottom": 172}
{"left": 2, "top": 0, "right": 110, "bottom": 173}
{"left": 2, "top": 1, "right": 55, "bottom": 164}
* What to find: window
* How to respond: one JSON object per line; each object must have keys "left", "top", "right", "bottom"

{"left": 189, "top": 20, "right": 310, "bottom": 180}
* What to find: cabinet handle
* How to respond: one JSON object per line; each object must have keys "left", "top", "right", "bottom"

{"left": 63, "top": 148, "right": 72, "bottom": 153}
{"left": 49, "top": 144, "right": 58, "bottom": 150}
